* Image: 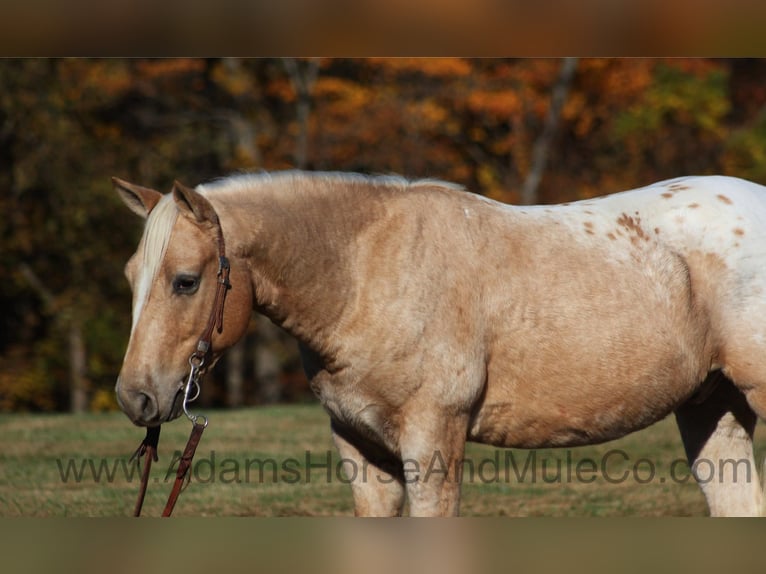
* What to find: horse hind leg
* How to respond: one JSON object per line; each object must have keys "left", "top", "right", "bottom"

{"left": 674, "top": 371, "right": 762, "bottom": 516}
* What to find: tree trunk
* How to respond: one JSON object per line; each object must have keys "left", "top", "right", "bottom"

{"left": 21, "top": 262, "right": 88, "bottom": 413}
{"left": 254, "top": 315, "right": 282, "bottom": 404}
{"left": 68, "top": 317, "right": 88, "bottom": 414}
{"left": 220, "top": 59, "right": 262, "bottom": 168}
{"left": 520, "top": 58, "right": 579, "bottom": 205}
{"left": 283, "top": 58, "right": 320, "bottom": 169}
{"left": 225, "top": 338, "right": 246, "bottom": 407}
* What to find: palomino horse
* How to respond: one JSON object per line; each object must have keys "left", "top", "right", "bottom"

{"left": 114, "top": 171, "right": 766, "bottom": 516}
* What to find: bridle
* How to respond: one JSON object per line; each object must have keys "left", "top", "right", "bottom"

{"left": 130, "top": 205, "right": 231, "bottom": 517}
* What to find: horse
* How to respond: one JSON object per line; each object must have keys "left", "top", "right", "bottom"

{"left": 113, "top": 171, "right": 766, "bottom": 516}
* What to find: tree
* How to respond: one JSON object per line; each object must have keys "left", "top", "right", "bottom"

{"left": 520, "top": 58, "right": 579, "bottom": 205}
{"left": 283, "top": 58, "right": 320, "bottom": 169}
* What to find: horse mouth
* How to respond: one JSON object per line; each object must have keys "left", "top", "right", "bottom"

{"left": 166, "top": 381, "right": 187, "bottom": 422}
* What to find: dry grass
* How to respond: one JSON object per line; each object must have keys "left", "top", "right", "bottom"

{"left": 2, "top": 404, "right": 765, "bottom": 516}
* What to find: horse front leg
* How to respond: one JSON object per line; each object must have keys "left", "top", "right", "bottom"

{"left": 398, "top": 409, "right": 470, "bottom": 517}
{"left": 331, "top": 421, "right": 406, "bottom": 516}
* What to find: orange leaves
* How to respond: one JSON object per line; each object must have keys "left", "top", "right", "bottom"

{"left": 561, "top": 91, "right": 593, "bottom": 138}
{"left": 368, "top": 58, "right": 472, "bottom": 78}
{"left": 314, "top": 77, "right": 373, "bottom": 110}
{"left": 561, "top": 59, "right": 654, "bottom": 140}
{"left": 466, "top": 89, "right": 523, "bottom": 120}
{"left": 59, "top": 59, "right": 209, "bottom": 106}
{"left": 266, "top": 75, "right": 296, "bottom": 103}
{"left": 584, "top": 59, "right": 655, "bottom": 102}
{"left": 59, "top": 60, "right": 132, "bottom": 101}
{"left": 211, "top": 60, "right": 257, "bottom": 99}
{"left": 134, "top": 59, "right": 205, "bottom": 78}
{"left": 413, "top": 99, "right": 448, "bottom": 126}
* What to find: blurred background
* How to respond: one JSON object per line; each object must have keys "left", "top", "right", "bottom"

{"left": 3, "top": 57, "right": 766, "bottom": 414}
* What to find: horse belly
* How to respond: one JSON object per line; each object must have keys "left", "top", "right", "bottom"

{"left": 469, "top": 243, "right": 711, "bottom": 449}
{"left": 469, "top": 378, "right": 688, "bottom": 449}
{"left": 470, "top": 344, "right": 708, "bottom": 449}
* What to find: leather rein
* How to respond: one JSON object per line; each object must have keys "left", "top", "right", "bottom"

{"left": 130, "top": 208, "right": 231, "bottom": 517}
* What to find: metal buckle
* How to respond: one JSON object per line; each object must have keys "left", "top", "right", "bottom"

{"left": 182, "top": 354, "right": 209, "bottom": 428}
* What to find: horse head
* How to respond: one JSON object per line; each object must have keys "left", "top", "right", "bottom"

{"left": 113, "top": 178, "right": 252, "bottom": 426}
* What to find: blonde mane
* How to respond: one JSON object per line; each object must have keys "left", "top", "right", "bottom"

{"left": 195, "top": 170, "right": 465, "bottom": 198}
{"left": 131, "top": 194, "right": 179, "bottom": 331}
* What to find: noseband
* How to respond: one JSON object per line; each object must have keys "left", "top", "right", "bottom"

{"left": 130, "top": 203, "right": 231, "bottom": 517}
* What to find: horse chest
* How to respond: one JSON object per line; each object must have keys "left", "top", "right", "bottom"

{"left": 307, "top": 366, "right": 402, "bottom": 448}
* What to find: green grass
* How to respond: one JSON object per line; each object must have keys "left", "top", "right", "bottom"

{"left": 2, "top": 404, "right": 765, "bottom": 516}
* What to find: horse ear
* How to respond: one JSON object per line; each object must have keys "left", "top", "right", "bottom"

{"left": 172, "top": 180, "right": 218, "bottom": 225}
{"left": 112, "top": 177, "right": 163, "bottom": 219}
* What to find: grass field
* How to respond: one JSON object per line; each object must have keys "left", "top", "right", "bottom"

{"left": 2, "top": 404, "right": 766, "bottom": 517}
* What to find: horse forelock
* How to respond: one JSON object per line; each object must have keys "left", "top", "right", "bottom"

{"left": 131, "top": 194, "right": 179, "bottom": 332}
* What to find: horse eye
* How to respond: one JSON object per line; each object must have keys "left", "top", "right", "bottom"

{"left": 172, "top": 274, "right": 200, "bottom": 295}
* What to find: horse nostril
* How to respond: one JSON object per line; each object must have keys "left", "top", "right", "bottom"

{"left": 137, "top": 391, "right": 159, "bottom": 421}
{"left": 119, "top": 388, "right": 159, "bottom": 424}
{"left": 136, "top": 392, "right": 151, "bottom": 415}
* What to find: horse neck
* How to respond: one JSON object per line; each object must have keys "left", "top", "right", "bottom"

{"left": 214, "top": 178, "right": 380, "bottom": 349}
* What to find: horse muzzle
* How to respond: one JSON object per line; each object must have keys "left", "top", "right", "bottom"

{"left": 116, "top": 377, "right": 185, "bottom": 426}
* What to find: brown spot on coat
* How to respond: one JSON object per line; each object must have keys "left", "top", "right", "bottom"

{"left": 616, "top": 213, "right": 649, "bottom": 243}
{"left": 733, "top": 228, "right": 745, "bottom": 236}
{"left": 607, "top": 232, "right": 616, "bottom": 240}
{"left": 717, "top": 194, "right": 733, "bottom": 205}
{"left": 661, "top": 192, "right": 673, "bottom": 199}
{"left": 688, "top": 203, "right": 700, "bottom": 209}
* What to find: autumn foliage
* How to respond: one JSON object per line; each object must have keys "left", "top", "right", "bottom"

{"left": 3, "top": 58, "right": 766, "bottom": 412}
